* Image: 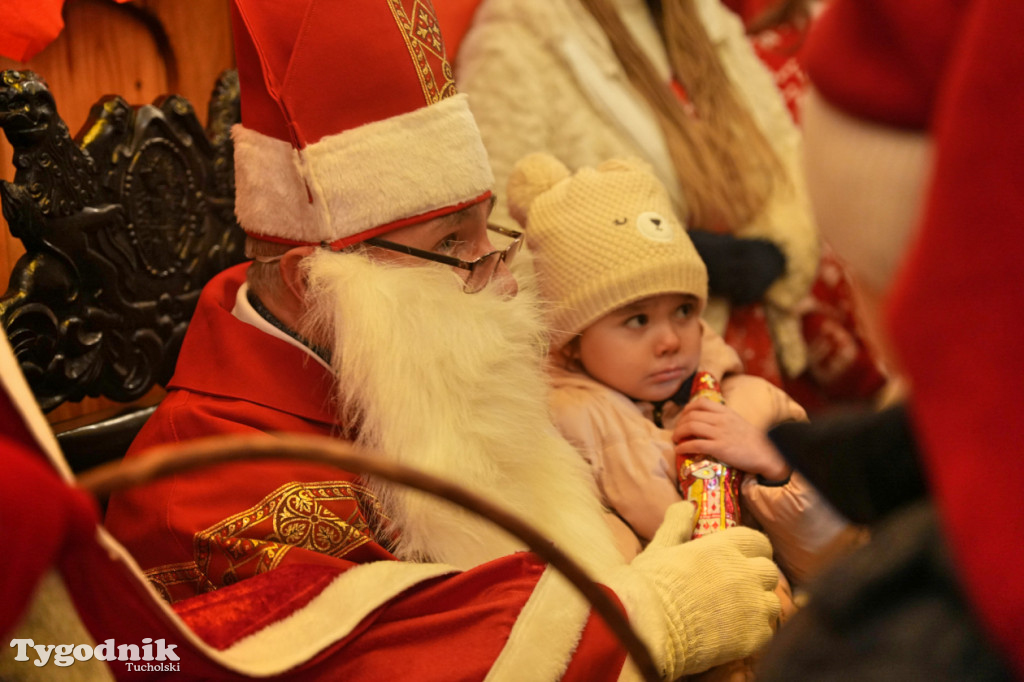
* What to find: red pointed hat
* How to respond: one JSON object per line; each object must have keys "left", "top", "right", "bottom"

{"left": 230, "top": 0, "right": 493, "bottom": 248}
{"left": 803, "top": 1, "right": 1024, "bottom": 676}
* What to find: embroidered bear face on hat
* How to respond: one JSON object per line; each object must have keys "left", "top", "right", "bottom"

{"left": 508, "top": 153, "right": 707, "bottom": 350}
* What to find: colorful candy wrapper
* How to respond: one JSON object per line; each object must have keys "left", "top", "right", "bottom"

{"left": 676, "top": 371, "right": 742, "bottom": 538}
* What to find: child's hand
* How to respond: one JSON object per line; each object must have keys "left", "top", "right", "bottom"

{"left": 673, "top": 398, "right": 791, "bottom": 482}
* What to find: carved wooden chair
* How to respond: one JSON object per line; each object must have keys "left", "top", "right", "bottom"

{"left": 0, "top": 68, "right": 246, "bottom": 473}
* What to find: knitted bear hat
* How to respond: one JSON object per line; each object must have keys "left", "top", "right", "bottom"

{"left": 508, "top": 153, "right": 707, "bottom": 351}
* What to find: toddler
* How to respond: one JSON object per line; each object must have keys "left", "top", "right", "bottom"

{"left": 507, "top": 153, "right": 862, "bottom": 590}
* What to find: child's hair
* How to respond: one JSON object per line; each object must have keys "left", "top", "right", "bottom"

{"left": 507, "top": 153, "right": 707, "bottom": 351}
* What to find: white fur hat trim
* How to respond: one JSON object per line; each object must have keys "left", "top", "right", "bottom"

{"left": 232, "top": 93, "right": 493, "bottom": 246}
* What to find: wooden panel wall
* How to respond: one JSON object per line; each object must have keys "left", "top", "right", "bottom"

{"left": 0, "top": 0, "right": 234, "bottom": 423}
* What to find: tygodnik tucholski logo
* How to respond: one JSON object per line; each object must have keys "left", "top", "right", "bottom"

{"left": 9, "top": 637, "right": 181, "bottom": 672}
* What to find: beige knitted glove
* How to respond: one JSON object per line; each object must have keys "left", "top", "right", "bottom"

{"left": 607, "top": 502, "right": 781, "bottom": 680}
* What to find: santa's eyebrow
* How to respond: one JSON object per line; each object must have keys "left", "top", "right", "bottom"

{"left": 439, "top": 196, "right": 496, "bottom": 228}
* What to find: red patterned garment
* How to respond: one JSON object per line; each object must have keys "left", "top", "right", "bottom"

{"left": 722, "top": 246, "right": 888, "bottom": 415}
{"left": 780, "top": 246, "right": 889, "bottom": 414}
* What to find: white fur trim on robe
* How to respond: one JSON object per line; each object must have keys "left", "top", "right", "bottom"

{"left": 95, "top": 528, "right": 461, "bottom": 677}
{"left": 485, "top": 567, "right": 592, "bottom": 682}
{"left": 0, "top": 333, "right": 72, "bottom": 481}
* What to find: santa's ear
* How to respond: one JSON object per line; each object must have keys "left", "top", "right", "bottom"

{"left": 279, "top": 245, "right": 318, "bottom": 306}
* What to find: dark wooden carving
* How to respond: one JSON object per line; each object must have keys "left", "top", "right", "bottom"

{"left": 0, "top": 69, "right": 246, "bottom": 413}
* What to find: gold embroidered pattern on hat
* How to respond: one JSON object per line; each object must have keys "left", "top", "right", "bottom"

{"left": 388, "top": 0, "right": 457, "bottom": 104}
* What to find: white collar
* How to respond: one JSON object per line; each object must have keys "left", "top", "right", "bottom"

{"left": 230, "top": 281, "right": 333, "bottom": 372}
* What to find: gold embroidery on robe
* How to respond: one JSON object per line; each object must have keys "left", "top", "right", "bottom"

{"left": 145, "top": 480, "right": 385, "bottom": 603}
{"left": 144, "top": 561, "right": 214, "bottom": 604}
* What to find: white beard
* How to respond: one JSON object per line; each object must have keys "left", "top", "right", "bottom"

{"left": 300, "top": 252, "right": 624, "bottom": 574}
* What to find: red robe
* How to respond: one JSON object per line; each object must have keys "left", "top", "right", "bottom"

{"left": 97, "top": 263, "right": 627, "bottom": 680}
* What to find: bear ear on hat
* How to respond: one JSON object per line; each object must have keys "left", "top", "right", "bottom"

{"left": 595, "top": 156, "right": 655, "bottom": 175}
{"left": 507, "top": 152, "right": 571, "bottom": 227}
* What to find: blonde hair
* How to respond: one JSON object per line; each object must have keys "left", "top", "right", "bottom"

{"left": 579, "top": 0, "right": 784, "bottom": 231}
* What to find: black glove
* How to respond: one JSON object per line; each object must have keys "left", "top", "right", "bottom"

{"left": 688, "top": 229, "right": 787, "bottom": 306}
{"left": 768, "top": 405, "right": 926, "bottom": 526}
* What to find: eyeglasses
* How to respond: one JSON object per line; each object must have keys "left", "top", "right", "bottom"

{"left": 362, "top": 224, "right": 523, "bottom": 294}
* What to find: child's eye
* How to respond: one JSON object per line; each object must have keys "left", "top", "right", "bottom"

{"left": 624, "top": 314, "right": 648, "bottom": 328}
{"left": 674, "top": 302, "right": 696, "bottom": 318}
